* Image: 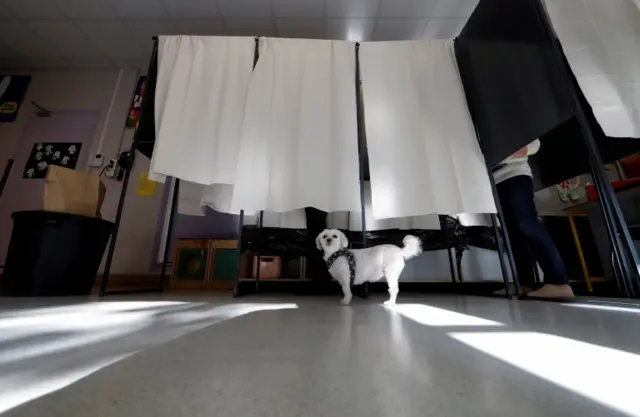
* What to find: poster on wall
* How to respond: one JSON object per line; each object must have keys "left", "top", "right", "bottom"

{"left": 23, "top": 142, "right": 82, "bottom": 179}
{"left": 136, "top": 172, "right": 156, "bottom": 195}
{"left": 0, "top": 75, "right": 31, "bottom": 123}
{"left": 126, "top": 76, "right": 146, "bottom": 128}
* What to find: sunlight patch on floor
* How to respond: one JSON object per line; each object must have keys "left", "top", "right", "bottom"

{"left": 561, "top": 302, "right": 640, "bottom": 314}
{"left": 0, "top": 301, "right": 298, "bottom": 414}
{"left": 387, "top": 303, "right": 504, "bottom": 327}
{"left": 450, "top": 331, "right": 640, "bottom": 417}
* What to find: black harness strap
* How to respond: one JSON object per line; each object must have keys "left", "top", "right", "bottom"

{"left": 326, "top": 248, "right": 356, "bottom": 286}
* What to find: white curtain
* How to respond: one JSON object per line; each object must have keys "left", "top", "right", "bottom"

{"left": 150, "top": 35, "right": 256, "bottom": 184}
{"left": 545, "top": 0, "right": 640, "bottom": 138}
{"left": 229, "top": 38, "right": 362, "bottom": 214}
{"left": 177, "top": 180, "right": 206, "bottom": 216}
{"left": 327, "top": 182, "right": 441, "bottom": 231}
{"left": 359, "top": 40, "right": 496, "bottom": 220}
{"left": 243, "top": 210, "right": 307, "bottom": 229}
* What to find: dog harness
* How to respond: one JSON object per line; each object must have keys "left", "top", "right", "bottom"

{"left": 326, "top": 248, "right": 356, "bottom": 286}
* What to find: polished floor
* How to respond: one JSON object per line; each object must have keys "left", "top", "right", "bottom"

{"left": 0, "top": 294, "right": 639, "bottom": 417}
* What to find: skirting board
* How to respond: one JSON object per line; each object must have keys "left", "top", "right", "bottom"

{"left": 92, "top": 274, "right": 163, "bottom": 294}
{"left": 93, "top": 274, "right": 235, "bottom": 294}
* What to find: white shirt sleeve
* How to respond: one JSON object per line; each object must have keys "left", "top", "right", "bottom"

{"left": 526, "top": 139, "right": 541, "bottom": 156}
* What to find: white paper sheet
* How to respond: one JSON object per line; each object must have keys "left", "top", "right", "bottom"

{"left": 545, "top": 0, "right": 640, "bottom": 138}
{"left": 359, "top": 40, "right": 496, "bottom": 220}
{"left": 230, "top": 38, "right": 362, "bottom": 214}
{"left": 151, "top": 35, "right": 255, "bottom": 184}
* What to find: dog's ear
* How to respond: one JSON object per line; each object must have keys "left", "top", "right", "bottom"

{"left": 338, "top": 231, "right": 349, "bottom": 248}
{"left": 315, "top": 232, "right": 324, "bottom": 250}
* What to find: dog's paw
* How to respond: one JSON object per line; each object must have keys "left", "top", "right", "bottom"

{"left": 383, "top": 300, "right": 396, "bottom": 307}
{"left": 340, "top": 296, "right": 352, "bottom": 305}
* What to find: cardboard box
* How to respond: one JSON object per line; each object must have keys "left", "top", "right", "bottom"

{"left": 43, "top": 165, "right": 106, "bottom": 218}
{"left": 252, "top": 256, "right": 282, "bottom": 279}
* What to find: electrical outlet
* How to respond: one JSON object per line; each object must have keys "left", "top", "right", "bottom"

{"left": 89, "top": 153, "right": 104, "bottom": 168}
{"left": 105, "top": 158, "right": 118, "bottom": 178}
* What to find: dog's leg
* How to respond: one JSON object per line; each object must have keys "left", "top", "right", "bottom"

{"left": 339, "top": 278, "right": 353, "bottom": 305}
{"left": 385, "top": 279, "right": 399, "bottom": 306}
{"left": 383, "top": 264, "right": 403, "bottom": 306}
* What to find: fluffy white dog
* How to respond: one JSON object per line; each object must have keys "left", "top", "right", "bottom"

{"left": 316, "top": 229, "right": 422, "bottom": 306}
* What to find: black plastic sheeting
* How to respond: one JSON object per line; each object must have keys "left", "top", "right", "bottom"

{"left": 455, "top": 39, "right": 572, "bottom": 169}
{"left": 456, "top": 0, "right": 640, "bottom": 190}
{"left": 132, "top": 41, "right": 158, "bottom": 160}
{"left": 242, "top": 227, "right": 309, "bottom": 256}
{"left": 241, "top": 215, "right": 497, "bottom": 256}
{"left": 459, "top": 0, "right": 549, "bottom": 43}
{"left": 530, "top": 51, "right": 640, "bottom": 189}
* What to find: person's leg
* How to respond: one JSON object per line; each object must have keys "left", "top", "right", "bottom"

{"left": 496, "top": 180, "right": 536, "bottom": 294}
{"left": 499, "top": 176, "right": 573, "bottom": 298}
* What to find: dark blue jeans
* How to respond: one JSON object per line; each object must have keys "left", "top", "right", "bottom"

{"left": 497, "top": 175, "right": 568, "bottom": 286}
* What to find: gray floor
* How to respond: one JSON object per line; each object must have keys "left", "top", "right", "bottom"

{"left": 0, "top": 294, "right": 639, "bottom": 417}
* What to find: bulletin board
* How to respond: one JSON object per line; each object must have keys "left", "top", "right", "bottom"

{"left": 23, "top": 142, "right": 82, "bottom": 179}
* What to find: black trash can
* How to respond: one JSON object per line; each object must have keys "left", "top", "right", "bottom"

{"left": 2, "top": 210, "right": 114, "bottom": 296}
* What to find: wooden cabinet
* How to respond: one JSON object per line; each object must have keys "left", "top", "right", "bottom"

{"left": 170, "top": 239, "right": 248, "bottom": 291}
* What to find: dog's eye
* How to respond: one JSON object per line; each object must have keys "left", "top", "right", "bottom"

{"left": 332, "top": 235, "right": 337, "bottom": 239}
{"left": 322, "top": 235, "right": 327, "bottom": 239}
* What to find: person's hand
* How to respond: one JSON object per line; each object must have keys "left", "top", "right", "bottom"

{"left": 510, "top": 147, "right": 528, "bottom": 158}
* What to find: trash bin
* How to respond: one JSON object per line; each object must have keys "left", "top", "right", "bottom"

{"left": 2, "top": 210, "right": 114, "bottom": 296}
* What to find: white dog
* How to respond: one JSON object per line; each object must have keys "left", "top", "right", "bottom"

{"left": 316, "top": 229, "right": 422, "bottom": 306}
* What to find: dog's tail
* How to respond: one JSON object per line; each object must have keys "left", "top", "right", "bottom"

{"left": 401, "top": 235, "right": 422, "bottom": 259}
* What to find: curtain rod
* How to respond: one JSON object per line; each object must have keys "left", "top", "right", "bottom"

{"left": 151, "top": 36, "right": 261, "bottom": 41}
{"left": 150, "top": 36, "right": 357, "bottom": 45}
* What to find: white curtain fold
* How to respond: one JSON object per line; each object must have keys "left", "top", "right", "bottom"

{"left": 229, "top": 38, "right": 362, "bottom": 214}
{"left": 177, "top": 180, "right": 206, "bottom": 216}
{"left": 150, "top": 35, "right": 256, "bottom": 184}
{"left": 359, "top": 40, "right": 496, "bottom": 220}
{"left": 545, "top": 0, "right": 640, "bottom": 138}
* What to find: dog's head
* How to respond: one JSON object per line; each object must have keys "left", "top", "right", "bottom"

{"left": 316, "top": 229, "right": 349, "bottom": 254}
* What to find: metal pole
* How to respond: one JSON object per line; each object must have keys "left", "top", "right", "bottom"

{"left": 455, "top": 246, "right": 465, "bottom": 282}
{"left": 99, "top": 145, "right": 135, "bottom": 297}
{"left": 488, "top": 172, "right": 522, "bottom": 298}
{"left": 355, "top": 42, "right": 369, "bottom": 297}
{"left": 589, "top": 160, "right": 633, "bottom": 295}
{"left": 0, "top": 158, "right": 14, "bottom": 201}
{"left": 445, "top": 217, "right": 458, "bottom": 283}
{"left": 255, "top": 210, "right": 264, "bottom": 291}
{"left": 534, "top": 0, "right": 640, "bottom": 297}
{"left": 233, "top": 210, "right": 245, "bottom": 297}
{"left": 453, "top": 38, "right": 521, "bottom": 298}
{"left": 491, "top": 214, "right": 512, "bottom": 299}
{"left": 585, "top": 155, "right": 634, "bottom": 295}
{"left": 159, "top": 178, "right": 180, "bottom": 290}
{"left": 98, "top": 37, "right": 157, "bottom": 297}
{"left": 233, "top": 37, "right": 261, "bottom": 298}
{"left": 532, "top": 254, "right": 541, "bottom": 285}
{"left": 347, "top": 212, "right": 352, "bottom": 248}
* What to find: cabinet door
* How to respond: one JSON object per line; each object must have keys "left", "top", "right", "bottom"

{"left": 170, "top": 239, "right": 211, "bottom": 290}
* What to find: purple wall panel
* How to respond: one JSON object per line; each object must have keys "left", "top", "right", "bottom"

{"left": 152, "top": 181, "right": 239, "bottom": 264}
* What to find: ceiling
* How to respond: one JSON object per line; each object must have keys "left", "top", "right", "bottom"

{"left": 0, "top": 0, "right": 478, "bottom": 71}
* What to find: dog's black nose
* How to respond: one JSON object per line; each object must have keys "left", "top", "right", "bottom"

{"left": 326, "top": 238, "right": 332, "bottom": 244}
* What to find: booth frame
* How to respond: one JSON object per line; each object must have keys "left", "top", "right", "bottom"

{"left": 98, "top": 0, "right": 640, "bottom": 298}
{"left": 98, "top": 37, "right": 487, "bottom": 298}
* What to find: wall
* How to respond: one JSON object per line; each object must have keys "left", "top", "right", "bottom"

{"left": 534, "top": 164, "right": 623, "bottom": 216}
{"left": 0, "top": 69, "right": 163, "bottom": 275}
{"left": 534, "top": 182, "right": 587, "bottom": 216}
